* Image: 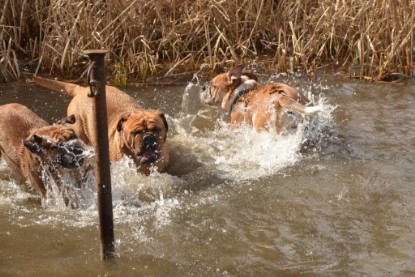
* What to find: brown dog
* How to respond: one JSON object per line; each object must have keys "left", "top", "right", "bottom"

{"left": 0, "top": 103, "right": 86, "bottom": 198}
{"left": 33, "top": 76, "right": 169, "bottom": 175}
{"left": 200, "top": 65, "right": 322, "bottom": 133}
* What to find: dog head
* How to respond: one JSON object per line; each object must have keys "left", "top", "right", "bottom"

{"left": 200, "top": 64, "right": 258, "bottom": 109}
{"left": 116, "top": 110, "right": 169, "bottom": 171}
{"left": 23, "top": 123, "right": 85, "bottom": 169}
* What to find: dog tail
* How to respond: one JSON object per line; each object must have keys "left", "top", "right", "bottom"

{"left": 285, "top": 99, "right": 323, "bottom": 116}
{"left": 33, "top": 76, "right": 80, "bottom": 97}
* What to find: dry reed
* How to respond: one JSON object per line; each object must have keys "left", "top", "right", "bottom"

{"left": 0, "top": 0, "right": 414, "bottom": 83}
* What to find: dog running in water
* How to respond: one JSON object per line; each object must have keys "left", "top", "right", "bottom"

{"left": 33, "top": 76, "right": 169, "bottom": 175}
{"left": 200, "top": 64, "right": 322, "bottom": 133}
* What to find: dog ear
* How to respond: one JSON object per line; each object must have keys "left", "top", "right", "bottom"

{"left": 158, "top": 113, "right": 168, "bottom": 142}
{"left": 278, "top": 89, "right": 287, "bottom": 96}
{"left": 227, "top": 64, "right": 244, "bottom": 82}
{"left": 55, "top": 114, "right": 76, "bottom": 125}
{"left": 23, "top": 134, "right": 43, "bottom": 153}
{"left": 116, "top": 114, "right": 129, "bottom": 132}
{"left": 242, "top": 69, "right": 258, "bottom": 81}
{"left": 159, "top": 113, "right": 168, "bottom": 133}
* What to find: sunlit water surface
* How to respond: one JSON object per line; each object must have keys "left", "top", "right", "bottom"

{"left": 1, "top": 74, "right": 414, "bottom": 276}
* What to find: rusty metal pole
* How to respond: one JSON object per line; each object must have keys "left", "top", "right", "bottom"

{"left": 84, "top": 49, "right": 115, "bottom": 260}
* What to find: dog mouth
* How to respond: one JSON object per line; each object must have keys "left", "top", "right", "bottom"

{"left": 56, "top": 140, "right": 85, "bottom": 168}
{"left": 137, "top": 149, "right": 160, "bottom": 164}
{"left": 136, "top": 133, "right": 161, "bottom": 164}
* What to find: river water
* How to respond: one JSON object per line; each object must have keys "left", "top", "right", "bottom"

{"left": 0, "top": 74, "right": 414, "bottom": 276}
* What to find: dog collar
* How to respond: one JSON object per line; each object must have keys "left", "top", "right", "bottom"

{"left": 230, "top": 89, "right": 250, "bottom": 112}
{"left": 222, "top": 78, "right": 257, "bottom": 113}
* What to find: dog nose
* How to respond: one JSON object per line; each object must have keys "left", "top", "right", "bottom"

{"left": 73, "top": 144, "right": 85, "bottom": 166}
{"left": 143, "top": 133, "right": 156, "bottom": 146}
{"left": 76, "top": 156, "right": 85, "bottom": 167}
{"left": 201, "top": 84, "right": 206, "bottom": 91}
{"left": 72, "top": 145, "right": 83, "bottom": 156}
{"left": 58, "top": 140, "right": 85, "bottom": 168}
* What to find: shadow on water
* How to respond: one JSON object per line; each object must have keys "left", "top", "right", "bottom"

{"left": 1, "top": 75, "right": 415, "bottom": 276}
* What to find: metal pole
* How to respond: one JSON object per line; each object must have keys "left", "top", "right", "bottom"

{"left": 84, "top": 49, "right": 115, "bottom": 260}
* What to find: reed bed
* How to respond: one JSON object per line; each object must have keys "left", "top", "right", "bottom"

{"left": 0, "top": 0, "right": 414, "bottom": 83}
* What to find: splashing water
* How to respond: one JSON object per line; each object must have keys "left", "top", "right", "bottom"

{"left": 0, "top": 158, "right": 36, "bottom": 207}
{"left": 0, "top": 75, "right": 334, "bottom": 230}
{"left": 172, "top": 78, "right": 335, "bottom": 181}
{"left": 111, "top": 156, "right": 184, "bottom": 204}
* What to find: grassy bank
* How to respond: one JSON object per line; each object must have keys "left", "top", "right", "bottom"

{"left": 1, "top": 0, "right": 414, "bottom": 83}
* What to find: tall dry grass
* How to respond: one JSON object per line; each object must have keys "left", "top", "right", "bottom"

{"left": 0, "top": 0, "right": 414, "bottom": 83}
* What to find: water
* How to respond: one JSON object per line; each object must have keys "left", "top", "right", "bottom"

{"left": 0, "top": 76, "right": 414, "bottom": 276}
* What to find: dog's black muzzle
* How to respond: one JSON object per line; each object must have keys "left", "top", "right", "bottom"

{"left": 137, "top": 132, "right": 160, "bottom": 164}
{"left": 56, "top": 140, "right": 85, "bottom": 168}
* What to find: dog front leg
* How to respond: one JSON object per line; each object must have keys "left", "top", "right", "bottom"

{"left": 26, "top": 172, "right": 47, "bottom": 198}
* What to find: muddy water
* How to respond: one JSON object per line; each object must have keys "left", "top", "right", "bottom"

{"left": 0, "top": 75, "right": 414, "bottom": 276}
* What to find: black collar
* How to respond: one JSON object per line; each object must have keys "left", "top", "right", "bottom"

{"left": 230, "top": 88, "right": 251, "bottom": 112}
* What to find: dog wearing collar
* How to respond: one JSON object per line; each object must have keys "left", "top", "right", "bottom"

{"left": 0, "top": 103, "right": 87, "bottom": 199}
{"left": 200, "top": 64, "right": 322, "bottom": 133}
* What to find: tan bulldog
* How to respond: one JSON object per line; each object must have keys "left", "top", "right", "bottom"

{"left": 0, "top": 103, "right": 86, "bottom": 199}
{"left": 33, "top": 76, "right": 169, "bottom": 175}
{"left": 200, "top": 65, "right": 322, "bottom": 133}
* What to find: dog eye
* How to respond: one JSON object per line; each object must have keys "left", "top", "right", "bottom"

{"left": 132, "top": 130, "right": 144, "bottom": 135}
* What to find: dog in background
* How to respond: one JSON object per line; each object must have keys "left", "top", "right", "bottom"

{"left": 200, "top": 64, "right": 322, "bottom": 133}
{"left": 0, "top": 103, "right": 87, "bottom": 201}
{"left": 33, "top": 76, "right": 169, "bottom": 175}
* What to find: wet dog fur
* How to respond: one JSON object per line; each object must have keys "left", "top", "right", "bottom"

{"left": 33, "top": 76, "right": 169, "bottom": 175}
{"left": 200, "top": 64, "right": 322, "bottom": 133}
{"left": 0, "top": 103, "right": 87, "bottom": 199}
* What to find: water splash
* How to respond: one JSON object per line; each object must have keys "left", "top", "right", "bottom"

{"left": 0, "top": 75, "right": 335, "bottom": 230}
{"left": 0, "top": 159, "right": 37, "bottom": 207}
{"left": 111, "top": 156, "right": 184, "bottom": 204}
{"left": 174, "top": 77, "right": 336, "bottom": 181}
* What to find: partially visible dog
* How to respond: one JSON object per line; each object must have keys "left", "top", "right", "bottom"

{"left": 200, "top": 64, "right": 322, "bottom": 133}
{"left": 33, "top": 76, "right": 169, "bottom": 175}
{"left": 0, "top": 103, "right": 87, "bottom": 200}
